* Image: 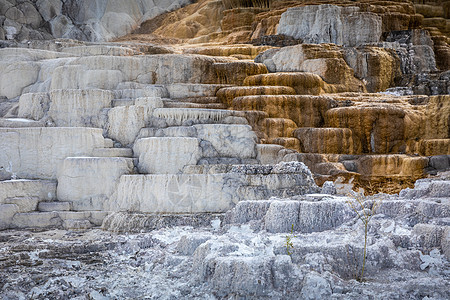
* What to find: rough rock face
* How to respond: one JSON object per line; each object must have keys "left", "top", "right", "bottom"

{"left": 277, "top": 5, "right": 382, "bottom": 47}
{"left": 0, "top": 0, "right": 192, "bottom": 42}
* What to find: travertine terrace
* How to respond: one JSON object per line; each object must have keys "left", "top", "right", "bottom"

{"left": 0, "top": 0, "right": 449, "bottom": 298}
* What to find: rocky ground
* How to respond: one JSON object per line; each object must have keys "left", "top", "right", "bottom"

{"left": 1, "top": 173, "right": 449, "bottom": 300}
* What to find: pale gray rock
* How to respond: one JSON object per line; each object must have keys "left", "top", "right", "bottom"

{"left": 321, "top": 181, "right": 336, "bottom": 195}
{"left": 226, "top": 198, "right": 354, "bottom": 233}
{"left": 38, "top": 201, "right": 72, "bottom": 212}
{"left": 0, "top": 196, "right": 38, "bottom": 213}
{"left": 224, "top": 200, "right": 271, "bottom": 224}
{"left": 4, "top": 7, "right": 25, "bottom": 24}
{"left": 412, "top": 224, "right": 447, "bottom": 255}
{"left": 0, "top": 179, "right": 57, "bottom": 204}
{"left": 17, "top": 92, "right": 50, "bottom": 120}
{"left": 176, "top": 233, "right": 213, "bottom": 256}
{"left": 0, "top": 60, "right": 40, "bottom": 99}
{"left": 61, "top": 45, "right": 137, "bottom": 56}
{"left": 297, "top": 200, "right": 353, "bottom": 233}
{"left": 210, "top": 256, "right": 276, "bottom": 297}
{"left": 0, "top": 127, "right": 106, "bottom": 179}
{"left": 429, "top": 155, "right": 450, "bottom": 171}
{"left": 36, "top": 0, "right": 62, "bottom": 22}
{"left": 254, "top": 48, "right": 279, "bottom": 72}
{"left": 256, "top": 144, "right": 290, "bottom": 165}
{"left": 107, "top": 173, "right": 245, "bottom": 213}
{"left": 57, "top": 157, "right": 134, "bottom": 211}
{"left": 194, "top": 124, "right": 257, "bottom": 159}
{"left": 49, "top": 15, "right": 75, "bottom": 38}
{"left": 199, "top": 140, "right": 219, "bottom": 158}
{"left": 0, "top": 0, "right": 13, "bottom": 15}
{"left": 264, "top": 200, "right": 300, "bottom": 233}
{"left": 0, "top": 203, "right": 18, "bottom": 230}
{"left": 399, "top": 179, "right": 450, "bottom": 199}
{"left": 167, "top": 83, "right": 228, "bottom": 99}
{"left": 300, "top": 272, "right": 332, "bottom": 300}
{"left": 17, "top": 1, "right": 43, "bottom": 29}
{"left": 11, "top": 211, "right": 62, "bottom": 229}
{"left": 133, "top": 137, "right": 201, "bottom": 174}
{"left": 277, "top": 5, "right": 382, "bottom": 47}
{"left": 152, "top": 126, "right": 198, "bottom": 138}
{"left": 107, "top": 100, "right": 162, "bottom": 146}
{"left": 63, "top": 219, "right": 92, "bottom": 230}
{"left": 49, "top": 89, "right": 113, "bottom": 127}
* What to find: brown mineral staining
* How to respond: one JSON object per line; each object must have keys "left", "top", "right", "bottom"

{"left": 261, "top": 117, "right": 298, "bottom": 140}
{"left": 325, "top": 105, "right": 406, "bottom": 154}
{"left": 232, "top": 95, "right": 335, "bottom": 128}
{"left": 343, "top": 46, "right": 401, "bottom": 93}
{"left": 217, "top": 86, "right": 296, "bottom": 106}
{"left": 424, "top": 95, "right": 450, "bottom": 139}
{"left": 214, "top": 61, "right": 268, "bottom": 84}
{"left": 182, "top": 45, "right": 273, "bottom": 59}
{"left": 243, "top": 72, "right": 327, "bottom": 95}
{"left": 293, "top": 127, "right": 360, "bottom": 154}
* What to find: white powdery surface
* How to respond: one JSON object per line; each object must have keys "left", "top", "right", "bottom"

{"left": 0, "top": 206, "right": 448, "bottom": 300}
{"left": 1, "top": 176, "right": 449, "bottom": 299}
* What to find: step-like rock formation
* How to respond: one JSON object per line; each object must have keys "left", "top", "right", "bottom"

{"left": 0, "top": 0, "right": 447, "bottom": 228}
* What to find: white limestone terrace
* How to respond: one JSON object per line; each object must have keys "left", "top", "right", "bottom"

{"left": 0, "top": 43, "right": 321, "bottom": 231}
{"left": 0, "top": 174, "right": 449, "bottom": 299}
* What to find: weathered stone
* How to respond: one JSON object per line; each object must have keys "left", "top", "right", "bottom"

{"left": 326, "top": 105, "right": 406, "bottom": 154}
{"left": 399, "top": 178, "right": 450, "bottom": 199}
{"left": 57, "top": 157, "right": 134, "bottom": 211}
{"left": 133, "top": 137, "right": 201, "bottom": 174}
{"left": 277, "top": 5, "right": 382, "bottom": 47}
{"left": 233, "top": 95, "right": 335, "bottom": 128}
{"left": 107, "top": 173, "right": 244, "bottom": 213}
{"left": 17, "top": 92, "right": 50, "bottom": 120}
{"left": 38, "top": 201, "right": 72, "bottom": 212}
{"left": 0, "top": 127, "right": 106, "bottom": 179}
{"left": 0, "top": 204, "right": 18, "bottom": 230}
{"left": 49, "top": 89, "right": 113, "bottom": 127}
{"left": 107, "top": 99, "right": 163, "bottom": 146}
{"left": 0, "top": 60, "right": 40, "bottom": 99}
{"left": 11, "top": 212, "right": 62, "bottom": 229}
{"left": 176, "top": 233, "right": 213, "bottom": 256}
{"left": 264, "top": 200, "right": 300, "bottom": 233}
{"left": 0, "top": 180, "right": 56, "bottom": 204}
{"left": 36, "top": 0, "right": 62, "bottom": 22}
{"left": 194, "top": 124, "right": 257, "bottom": 159}
{"left": 17, "top": 1, "right": 43, "bottom": 29}
{"left": 244, "top": 72, "right": 327, "bottom": 95}
{"left": 294, "top": 127, "right": 360, "bottom": 155}
{"left": 343, "top": 46, "right": 401, "bottom": 92}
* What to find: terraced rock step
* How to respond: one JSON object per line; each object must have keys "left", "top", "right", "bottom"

{"left": 57, "top": 157, "right": 134, "bottom": 211}
{"left": 92, "top": 148, "right": 133, "bottom": 158}
{"left": 106, "top": 162, "right": 319, "bottom": 214}
{"left": 10, "top": 210, "right": 109, "bottom": 230}
{"left": 162, "top": 99, "right": 227, "bottom": 109}
{"left": 38, "top": 202, "right": 72, "bottom": 212}
{"left": 216, "top": 86, "right": 296, "bottom": 106}
{"left": 111, "top": 99, "right": 135, "bottom": 107}
{"left": 0, "top": 118, "right": 44, "bottom": 128}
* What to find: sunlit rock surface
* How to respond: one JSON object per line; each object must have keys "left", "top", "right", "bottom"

{"left": 0, "top": 0, "right": 449, "bottom": 298}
